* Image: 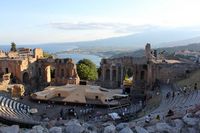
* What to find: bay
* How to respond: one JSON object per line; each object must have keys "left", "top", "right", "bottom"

{"left": 0, "top": 44, "right": 102, "bottom": 66}
{"left": 56, "top": 53, "right": 101, "bottom": 67}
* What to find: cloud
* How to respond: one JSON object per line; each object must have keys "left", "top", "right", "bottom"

{"left": 48, "top": 22, "right": 156, "bottom": 34}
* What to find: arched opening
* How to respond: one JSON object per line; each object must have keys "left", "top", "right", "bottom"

{"left": 11, "top": 73, "right": 16, "bottom": 83}
{"left": 140, "top": 71, "right": 145, "bottom": 80}
{"left": 61, "top": 69, "right": 64, "bottom": 78}
{"left": 23, "top": 72, "right": 29, "bottom": 84}
{"left": 38, "top": 67, "right": 42, "bottom": 76}
{"left": 126, "top": 67, "right": 133, "bottom": 78}
{"left": 105, "top": 69, "right": 110, "bottom": 81}
{"left": 185, "top": 70, "right": 190, "bottom": 74}
{"left": 112, "top": 69, "right": 116, "bottom": 81}
{"left": 50, "top": 66, "right": 56, "bottom": 79}
{"left": 118, "top": 68, "right": 121, "bottom": 86}
{"left": 5, "top": 68, "right": 9, "bottom": 73}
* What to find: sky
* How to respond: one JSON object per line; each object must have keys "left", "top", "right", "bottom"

{"left": 1, "top": 0, "right": 200, "bottom": 45}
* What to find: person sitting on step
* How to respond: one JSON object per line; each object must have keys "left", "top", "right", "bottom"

{"left": 166, "top": 109, "right": 174, "bottom": 117}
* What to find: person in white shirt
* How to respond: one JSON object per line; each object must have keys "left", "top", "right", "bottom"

{"left": 145, "top": 115, "right": 151, "bottom": 123}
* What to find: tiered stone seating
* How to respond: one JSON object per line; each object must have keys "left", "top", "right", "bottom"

{"left": 0, "top": 96, "right": 40, "bottom": 126}
{"left": 134, "top": 86, "right": 200, "bottom": 126}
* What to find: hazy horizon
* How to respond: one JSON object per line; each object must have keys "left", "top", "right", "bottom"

{"left": 1, "top": 0, "right": 200, "bottom": 45}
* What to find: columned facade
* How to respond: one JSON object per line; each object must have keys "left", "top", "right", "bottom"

{"left": 100, "top": 56, "right": 156, "bottom": 89}
{"left": 37, "top": 58, "right": 80, "bottom": 86}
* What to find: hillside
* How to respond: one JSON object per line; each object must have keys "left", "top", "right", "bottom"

{"left": 157, "top": 43, "right": 200, "bottom": 53}
{"left": 112, "top": 43, "right": 200, "bottom": 58}
{"left": 176, "top": 69, "right": 200, "bottom": 89}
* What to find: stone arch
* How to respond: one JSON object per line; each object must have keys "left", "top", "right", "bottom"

{"left": 38, "top": 67, "right": 42, "bottom": 76}
{"left": 23, "top": 72, "right": 29, "bottom": 84}
{"left": 105, "top": 69, "right": 110, "bottom": 81}
{"left": 61, "top": 69, "right": 64, "bottom": 78}
{"left": 112, "top": 69, "right": 116, "bottom": 81}
{"left": 50, "top": 66, "right": 56, "bottom": 79}
{"left": 140, "top": 71, "right": 145, "bottom": 80}
{"left": 125, "top": 66, "right": 133, "bottom": 78}
{"left": 66, "top": 62, "right": 75, "bottom": 78}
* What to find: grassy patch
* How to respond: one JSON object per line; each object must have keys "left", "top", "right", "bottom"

{"left": 176, "top": 69, "right": 200, "bottom": 90}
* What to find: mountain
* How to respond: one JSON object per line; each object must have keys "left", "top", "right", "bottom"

{"left": 1, "top": 27, "right": 200, "bottom": 53}
{"left": 112, "top": 43, "right": 200, "bottom": 58}
{"left": 58, "top": 27, "right": 200, "bottom": 49}
{"left": 42, "top": 27, "right": 200, "bottom": 49}
{"left": 157, "top": 36, "right": 200, "bottom": 47}
{"left": 158, "top": 43, "right": 200, "bottom": 53}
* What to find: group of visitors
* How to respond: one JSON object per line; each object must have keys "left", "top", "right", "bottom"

{"left": 145, "top": 109, "right": 175, "bottom": 124}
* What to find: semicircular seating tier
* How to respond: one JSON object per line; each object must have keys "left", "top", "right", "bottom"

{"left": 0, "top": 95, "right": 40, "bottom": 127}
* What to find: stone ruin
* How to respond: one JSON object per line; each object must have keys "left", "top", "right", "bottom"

{"left": 99, "top": 43, "right": 200, "bottom": 89}
{"left": 0, "top": 47, "right": 80, "bottom": 91}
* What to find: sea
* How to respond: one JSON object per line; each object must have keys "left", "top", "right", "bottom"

{"left": 0, "top": 45, "right": 102, "bottom": 66}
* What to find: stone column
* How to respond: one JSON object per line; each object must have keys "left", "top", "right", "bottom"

{"left": 116, "top": 66, "right": 119, "bottom": 82}
{"left": 102, "top": 65, "right": 105, "bottom": 81}
{"left": 121, "top": 66, "right": 124, "bottom": 83}
{"left": 110, "top": 66, "right": 113, "bottom": 81}
{"left": 147, "top": 63, "right": 152, "bottom": 88}
{"left": 45, "top": 65, "right": 51, "bottom": 83}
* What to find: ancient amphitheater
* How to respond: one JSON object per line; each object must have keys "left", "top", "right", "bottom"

{"left": 135, "top": 85, "right": 200, "bottom": 126}
{"left": 0, "top": 95, "right": 40, "bottom": 127}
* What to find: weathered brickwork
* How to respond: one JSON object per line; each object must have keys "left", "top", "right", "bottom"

{"left": 100, "top": 44, "right": 199, "bottom": 89}
{"left": 0, "top": 48, "right": 80, "bottom": 88}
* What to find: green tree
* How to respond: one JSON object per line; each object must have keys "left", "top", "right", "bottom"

{"left": 127, "top": 68, "right": 133, "bottom": 77}
{"left": 77, "top": 59, "right": 98, "bottom": 80}
{"left": 43, "top": 51, "right": 53, "bottom": 58}
{"left": 10, "top": 42, "right": 17, "bottom": 52}
{"left": 124, "top": 73, "right": 129, "bottom": 80}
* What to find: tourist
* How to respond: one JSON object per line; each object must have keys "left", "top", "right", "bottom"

{"left": 125, "top": 107, "right": 127, "bottom": 112}
{"left": 145, "top": 115, "right": 151, "bottom": 123}
{"left": 166, "top": 92, "right": 170, "bottom": 99}
{"left": 166, "top": 109, "right": 174, "bottom": 117}
{"left": 60, "top": 108, "right": 64, "bottom": 118}
{"left": 183, "top": 86, "right": 187, "bottom": 94}
{"left": 172, "top": 91, "right": 175, "bottom": 98}
{"left": 122, "top": 112, "right": 125, "bottom": 116}
{"left": 156, "top": 115, "right": 160, "bottom": 120}
{"left": 194, "top": 83, "right": 197, "bottom": 90}
{"left": 177, "top": 91, "right": 180, "bottom": 96}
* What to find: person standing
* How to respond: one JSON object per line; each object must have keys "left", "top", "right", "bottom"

{"left": 172, "top": 91, "right": 175, "bottom": 98}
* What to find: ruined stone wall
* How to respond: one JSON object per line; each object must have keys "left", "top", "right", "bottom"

{"left": 33, "top": 48, "right": 43, "bottom": 59}
{"left": 0, "top": 59, "right": 22, "bottom": 82}
{"left": 0, "top": 54, "right": 39, "bottom": 85}
{"left": 0, "top": 73, "right": 11, "bottom": 91}
{"left": 0, "top": 48, "right": 79, "bottom": 90}
{"left": 0, "top": 51, "right": 6, "bottom": 58}
{"left": 157, "top": 63, "right": 199, "bottom": 83}
{"left": 99, "top": 56, "right": 156, "bottom": 89}
{"left": 7, "top": 52, "right": 19, "bottom": 58}
{"left": 36, "top": 58, "right": 80, "bottom": 86}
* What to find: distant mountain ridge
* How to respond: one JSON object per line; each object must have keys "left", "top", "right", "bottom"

{"left": 112, "top": 43, "right": 200, "bottom": 58}
{"left": 2, "top": 27, "right": 200, "bottom": 52}
{"left": 158, "top": 43, "right": 200, "bottom": 53}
